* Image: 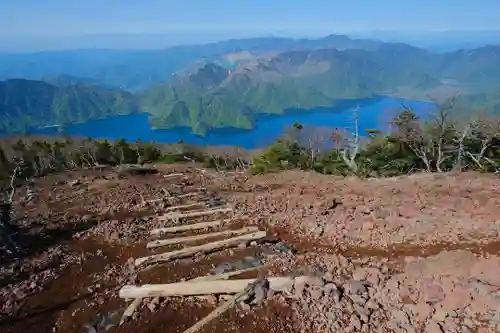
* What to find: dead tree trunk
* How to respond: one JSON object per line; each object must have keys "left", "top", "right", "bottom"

{"left": 453, "top": 125, "right": 470, "bottom": 171}
{"left": 341, "top": 106, "right": 360, "bottom": 173}
{"left": 0, "top": 166, "right": 21, "bottom": 254}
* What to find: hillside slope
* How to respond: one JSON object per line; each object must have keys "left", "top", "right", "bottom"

{"left": 142, "top": 44, "right": 500, "bottom": 134}
{"left": 2, "top": 43, "right": 500, "bottom": 135}
{"left": 1, "top": 165, "right": 499, "bottom": 333}
{"left": 0, "top": 79, "right": 138, "bottom": 133}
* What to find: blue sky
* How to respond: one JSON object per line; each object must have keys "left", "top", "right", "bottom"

{"left": 1, "top": 0, "right": 499, "bottom": 38}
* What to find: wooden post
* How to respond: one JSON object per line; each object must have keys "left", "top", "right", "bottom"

{"left": 182, "top": 279, "right": 262, "bottom": 333}
{"left": 119, "top": 298, "right": 142, "bottom": 325}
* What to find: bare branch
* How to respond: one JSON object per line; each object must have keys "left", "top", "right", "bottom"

{"left": 8, "top": 166, "right": 20, "bottom": 204}
{"left": 341, "top": 105, "right": 360, "bottom": 173}
{"left": 464, "top": 112, "right": 500, "bottom": 170}
{"left": 453, "top": 124, "right": 470, "bottom": 171}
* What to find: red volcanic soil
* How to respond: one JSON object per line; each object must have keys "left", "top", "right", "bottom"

{"left": 1, "top": 166, "right": 499, "bottom": 333}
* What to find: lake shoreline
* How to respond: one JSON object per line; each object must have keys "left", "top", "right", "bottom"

{"left": 3, "top": 97, "right": 436, "bottom": 150}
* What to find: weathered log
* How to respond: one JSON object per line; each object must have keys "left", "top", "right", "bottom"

{"left": 163, "top": 173, "right": 185, "bottom": 179}
{"left": 159, "top": 207, "right": 232, "bottom": 221}
{"left": 135, "top": 231, "right": 266, "bottom": 266}
{"left": 146, "top": 226, "right": 259, "bottom": 248}
{"left": 182, "top": 279, "right": 261, "bottom": 333}
{"left": 119, "top": 276, "right": 302, "bottom": 299}
{"left": 164, "top": 202, "right": 206, "bottom": 213}
{"left": 119, "top": 298, "right": 142, "bottom": 325}
{"left": 177, "top": 192, "right": 202, "bottom": 199}
{"left": 150, "top": 219, "right": 229, "bottom": 235}
{"left": 188, "top": 265, "right": 264, "bottom": 282}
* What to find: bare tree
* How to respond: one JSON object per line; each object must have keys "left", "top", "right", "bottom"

{"left": 466, "top": 112, "right": 500, "bottom": 170}
{"left": 341, "top": 106, "right": 360, "bottom": 173}
{"left": 392, "top": 107, "right": 433, "bottom": 172}
{"left": 0, "top": 164, "right": 22, "bottom": 254}
{"left": 428, "top": 97, "right": 456, "bottom": 172}
{"left": 233, "top": 147, "right": 251, "bottom": 171}
{"left": 453, "top": 123, "right": 470, "bottom": 171}
{"left": 207, "top": 152, "right": 221, "bottom": 172}
{"left": 330, "top": 128, "right": 343, "bottom": 158}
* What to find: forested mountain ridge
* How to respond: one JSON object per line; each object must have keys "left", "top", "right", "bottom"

{"left": 0, "top": 34, "right": 384, "bottom": 91}
{"left": 141, "top": 44, "right": 500, "bottom": 134}
{"left": 0, "top": 79, "right": 138, "bottom": 133}
{"left": 1, "top": 41, "right": 500, "bottom": 135}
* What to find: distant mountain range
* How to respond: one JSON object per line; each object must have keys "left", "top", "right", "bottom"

{"left": 0, "top": 34, "right": 382, "bottom": 91}
{"left": 0, "top": 34, "right": 499, "bottom": 135}
{"left": 142, "top": 44, "right": 500, "bottom": 134}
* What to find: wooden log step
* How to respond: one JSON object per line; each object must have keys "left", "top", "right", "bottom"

{"left": 150, "top": 219, "right": 230, "bottom": 236}
{"left": 135, "top": 231, "right": 266, "bottom": 266}
{"left": 188, "top": 265, "right": 264, "bottom": 282}
{"left": 181, "top": 279, "right": 260, "bottom": 333}
{"left": 158, "top": 207, "right": 233, "bottom": 221}
{"left": 119, "top": 276, "right": 304, "bottom": 299}
{"left": 146, "top": 226, "right": 259, "bottom": 248}
{"left": 163, "top": 173, "right": 186, "bottom": 179}
{"left": 163, "top": 202, "right": 206, "bottom": 213}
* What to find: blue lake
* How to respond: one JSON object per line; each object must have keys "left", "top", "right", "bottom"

{"left": 30, "top": 97, "right": 435, "bottom": 150}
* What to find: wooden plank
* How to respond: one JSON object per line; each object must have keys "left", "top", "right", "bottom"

{"left": 163, "top": 173, "right": 185, "bottom": 179}
{"left": 150, "top": 219, "right": 229, "bottom": 236}
{"left": 135, "top": 231, "right": 266, "bottom": 266}
{"left": 119, "top": 276, "right": 301, "bottom": 299}
{"left": 119, "top": 298, "right": 142, "bottom": 325}
{"left": 146, "top": 227, "right": 259, "bottom": 248}
{"left": 188, "top": 266, "right": 264, "bottom": 282}
{"left": 164, "top": 202, "right": 206, "bottom": 213}
{"left": 182, "top": 279, "right": 261, "bottom": 333}
{"left": 177, "top": 192, "right": 203, "bottom": 199}
{"left": 159, "top": 207, "right": 232, "bottom": 221}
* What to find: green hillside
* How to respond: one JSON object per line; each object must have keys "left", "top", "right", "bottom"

{"left": 0, "top": 79, "right": 138, "bottom": 133}
{"left": 2, "top": 42, "right": 500, "bottom": 136}
{"left": 139, "top": 43, "right": 500, "bottom": 135}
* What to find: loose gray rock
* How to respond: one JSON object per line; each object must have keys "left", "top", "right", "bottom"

{"left": 349, "top": 314, "right": 362, "bottom": 331}
{"left": 353, "top": 303, "right": 370, "bottom": 323}
{"left": 308, "top": 286, "right": 324, "bottom": 300}
{"left": 426, "top": 320, "right": 444, "bottom": 333}
{"left": 239, "top": 301, "right": 251, "bottom": 311}
{"left": 350, "top": 294, "right": 367, "bottom": 305}
{"left": 365, "top": 299, "right": 380, "bottom": 310}
{"left": 253, "top": 282, "right": 267, "bottom": 305}
{"left": 294, "top": 278, "right": 307, "bottom": 297}
{"left": 391, "top": 309, "right": 410, "bottom": 325}
{"left": 344, "top": 280, "right": 367, "bottom": 295}
{"left": 307, "top": 275, "right": 325, "bottom": 287}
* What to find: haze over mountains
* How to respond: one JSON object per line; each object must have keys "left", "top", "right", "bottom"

{"left": 1, "top": 33, "right": 500, "bottom": 135}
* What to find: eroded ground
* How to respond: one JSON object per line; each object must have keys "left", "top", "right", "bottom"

{"left": 0, "top": 166, "right": 499, "bottom": 333}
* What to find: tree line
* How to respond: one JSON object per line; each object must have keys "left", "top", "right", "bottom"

{"left": 252, "top": 103, "right": 500, "bottom": 176}
{"left": 0, "top": 137, "right": 251, "bottom": 190}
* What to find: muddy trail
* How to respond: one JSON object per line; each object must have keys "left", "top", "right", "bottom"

{"left": 0, "top": 166, "right": 499, "bottom": 333}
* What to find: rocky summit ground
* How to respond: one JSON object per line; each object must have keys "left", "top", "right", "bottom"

{"left": 0, "top": 165, "right": 499, "bottom": 333}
